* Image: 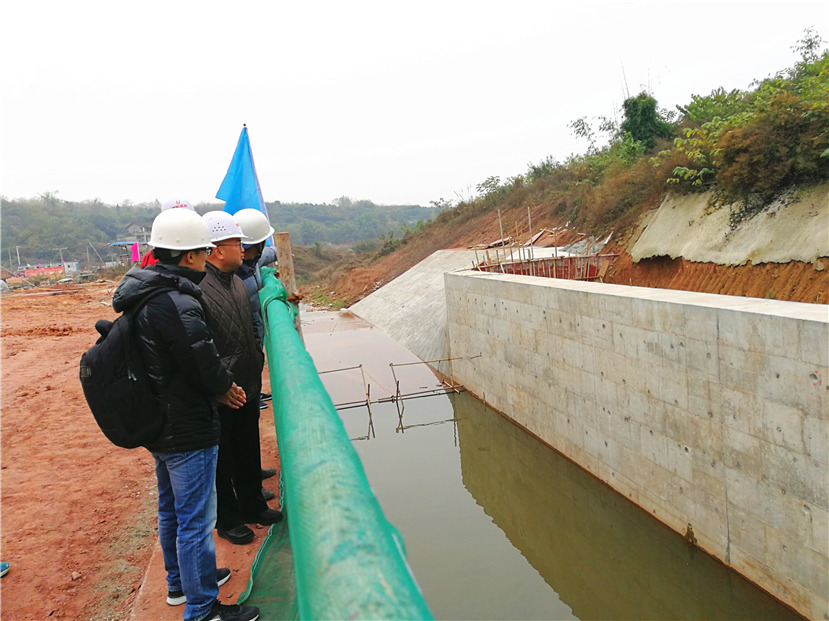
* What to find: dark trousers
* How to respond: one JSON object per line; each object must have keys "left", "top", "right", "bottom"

{"left": 215, "top": 398, "right": 267, "bottom": 530}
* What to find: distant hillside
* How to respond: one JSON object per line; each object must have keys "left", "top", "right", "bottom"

{"left": 0, "top": 195, "right": 437, "bottom": 267}
{"left": 264, "top": 199, "right": 440, "bottom": 246}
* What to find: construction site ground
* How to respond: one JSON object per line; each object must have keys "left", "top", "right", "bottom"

{"left": 0, "top": 282, "right": 279, "bottom": 620}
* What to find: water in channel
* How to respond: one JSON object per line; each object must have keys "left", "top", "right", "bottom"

{"left": 302, "top": 309, "right": 801, "bottom": 621}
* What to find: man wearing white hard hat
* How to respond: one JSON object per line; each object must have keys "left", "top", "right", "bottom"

{"left": 139, "top": 197, "right": 197, "bottom": 268}
{"left": 111, "top": 208, "right": 259, "bottom": 621}
{"left": 199, "top": 211, "right": 283, "bottom": 546}
{"left": 234, "top": 208, "right": 277, "bottom": 349}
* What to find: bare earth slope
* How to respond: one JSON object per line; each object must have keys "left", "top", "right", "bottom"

{"left": 327, "top": 190, "right": 829, "bottom": 307}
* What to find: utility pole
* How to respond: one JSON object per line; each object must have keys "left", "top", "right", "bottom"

{"left": 16, "top": 245, "right": 20, "bottom": 266}
{"left": 55, "top": 247, "right": 67, "bottom": 275}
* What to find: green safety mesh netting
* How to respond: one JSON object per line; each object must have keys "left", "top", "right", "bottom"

{"left": 238, "top": 268, "right": 432, "bottom": 620}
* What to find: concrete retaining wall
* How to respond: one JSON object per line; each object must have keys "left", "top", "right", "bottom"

{"left": 444, "top": 270, "right": 828, "bottom": 619}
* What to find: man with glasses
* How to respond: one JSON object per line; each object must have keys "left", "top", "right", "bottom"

{"left": 200, "top": 211, "right": 283, "bottom": 546}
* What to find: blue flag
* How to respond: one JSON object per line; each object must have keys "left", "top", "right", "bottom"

{"left": 216, "top": 125, "right": 273, "bottom": 244}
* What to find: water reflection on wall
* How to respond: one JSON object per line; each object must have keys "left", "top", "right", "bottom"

{"left": 452, "top": 392, "right": 800, "bottom": 621}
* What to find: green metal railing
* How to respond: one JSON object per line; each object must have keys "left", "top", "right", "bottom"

{"left": 251, "top": 268, "right": 432, "bottom": 620}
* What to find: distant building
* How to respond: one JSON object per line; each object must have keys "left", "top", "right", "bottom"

{"left": 117, "top": 223, "right": 152, "bottom": 244}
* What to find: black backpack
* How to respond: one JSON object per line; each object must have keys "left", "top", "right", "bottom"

{"left": 79, "top": 291, "right": 166, "bottom": 448}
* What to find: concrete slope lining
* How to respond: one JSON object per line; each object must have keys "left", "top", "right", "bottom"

{"left": 350, "top": 249, "right": 478, "bottom": 371}
{"left": 630, "top": 184, "right": 829, "bottom": 265}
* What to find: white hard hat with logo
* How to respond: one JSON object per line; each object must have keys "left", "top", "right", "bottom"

{"left": 234, "top": 209, "right": 275, "bottom": 245}
{"left": 202, "top": 211, "right": 245, "bottom": 243}
{"left": 160, "top": 197, "right": 195, "bottom": 212}
{"left": 149, "top": 209, "right": 215, "bottom": 250}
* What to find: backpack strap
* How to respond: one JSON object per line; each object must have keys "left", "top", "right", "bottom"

{"left": 124, "top": 287, "right": 176, "bottom": 318}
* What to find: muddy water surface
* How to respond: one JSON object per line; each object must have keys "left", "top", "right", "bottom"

{"left": 302, "top": 309, "right": 801, "bottom": 621}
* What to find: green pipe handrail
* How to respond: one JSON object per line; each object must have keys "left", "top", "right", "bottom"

{"left": 258, "top": 268, "right": 433, "bottom": 620}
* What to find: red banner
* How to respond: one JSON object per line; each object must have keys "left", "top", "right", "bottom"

{"left": 24, "top": 266, "right": 63, "bottom": 278}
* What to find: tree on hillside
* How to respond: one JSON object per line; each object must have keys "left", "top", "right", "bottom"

{"left": 620, "top": 92, "right": 673, "bottom": 150}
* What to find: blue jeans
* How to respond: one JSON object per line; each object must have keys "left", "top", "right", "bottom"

{"left": 153, "top": 446, "right": 219, "bottom": 621}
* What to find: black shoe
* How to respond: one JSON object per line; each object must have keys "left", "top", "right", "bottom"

{"left": 246, "top": 508, "right": 283, "bottom": 526}
{"left": 260, "top": 392, "right": 272, "bottom": 402}
{"left": 259, "top": 401, "right": 267, "bottom": 410}
{"left": 167, "top": 568, "right": 232, "bottom": 605}
{"left": 200, "top": 600, "right": 260, "bottom": 621}
{"left": 217, "top": 567, "right": 231, "bottom": 587}
{"left": 260, "top": 468, "right": 276, "bottom": 480}
{"left": 261, "top": 487, "right": 275, "bottom": 501}
{"left": 217, "top": 524, "right": 254, "bottom": 545}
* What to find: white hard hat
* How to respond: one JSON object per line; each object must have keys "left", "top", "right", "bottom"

{"left": 160, "top": 197, "right": 195, "bottom": 212}
{"left": 149, "top": 209, "right": 215, "bottom": 250}
{"left": 202, "top": 211, "right": 244, "bottom": 243}
{"left": 235, "top": 209, "right": 275, "bottom": 245}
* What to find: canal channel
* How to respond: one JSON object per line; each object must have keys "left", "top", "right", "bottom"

{"left": 302, "top": 308, "right": 801, "bottom": 620}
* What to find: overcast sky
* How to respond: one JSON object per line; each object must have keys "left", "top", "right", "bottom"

{"left": 1, "top": 1, "right": 826, "bottom": 208}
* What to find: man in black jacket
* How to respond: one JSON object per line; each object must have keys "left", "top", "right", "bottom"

{"left": 200, "top": 211, "right": 282, "bottom": 546}
{"left": 112, "top": 208, "right": 259, "bottom": 621}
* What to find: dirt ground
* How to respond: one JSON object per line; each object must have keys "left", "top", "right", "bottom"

{"left": 0, "top": 282, "right": 280, "bottom": 620}
{"left": 602, "top": 249, "right": 828, "bottom": 304}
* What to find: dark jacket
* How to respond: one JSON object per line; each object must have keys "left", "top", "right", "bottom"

{"left": 112, "top": 264, "right": 234, "bottom": 453}
{"left": 235, "top": 246, "right": 277, "bottom": 347}
{"left": 200, "top": 262, "right": 264, "bottom": 399}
